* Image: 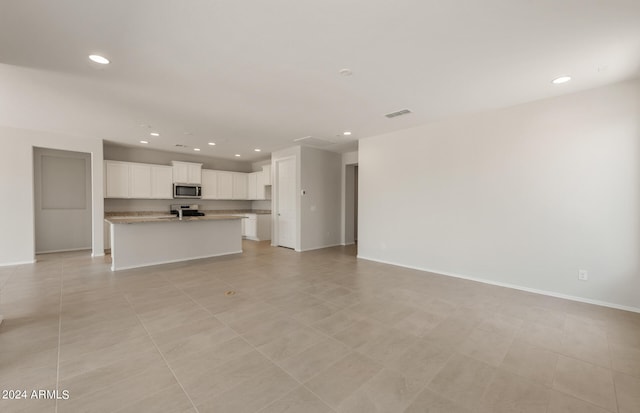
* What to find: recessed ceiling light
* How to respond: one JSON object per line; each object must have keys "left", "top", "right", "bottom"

{"left": 150, "top": 132, "right": 160, "bottom": 137}
{"left": 552, "top": 75, "right": 571, "bottom": 84}
{"left": 343, "top": 131, "right": 352, "bottom": 136}
{"left": 193, "top": 148, "right": 200, "bottom": 151}
{"left": 254, "top": 148, "right": 261, "bottom": 152}
{"left": 89, "top": 54, "right": 110, "bottom": 64}
{"left": 208, "top": 142, "right": 216, "bottom": 146}
{"left": 140, "top": 140, "right": 148, "bottom": 144}
{"left": 235, "top": 154, "right": 241, "bottom": 157}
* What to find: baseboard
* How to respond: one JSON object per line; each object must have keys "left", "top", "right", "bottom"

{"left": 357, "top": 254, "right": 640, "bottom": 314}
{"left": 0, "top": 259, "right": 36, "bottom": 267}
{"left": 299, "top": 243, "right": 343, "bottom": 252}
{"left": 36, "top": 247, "right": 91, "bottom": 254}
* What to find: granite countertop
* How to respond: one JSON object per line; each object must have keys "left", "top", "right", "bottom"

{"left": 105, "top": 209, "right": 272, "bottom": 217}
{"left": 105, "top": 215, "right": 244, "bottom": 224}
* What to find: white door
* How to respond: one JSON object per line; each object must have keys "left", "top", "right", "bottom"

{"left": 276, "top": 158, "right": 296, "bottom": 249}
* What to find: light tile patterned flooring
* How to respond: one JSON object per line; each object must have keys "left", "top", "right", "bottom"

{"left": 1, "top": 241, "right": 639, "bottom": 412}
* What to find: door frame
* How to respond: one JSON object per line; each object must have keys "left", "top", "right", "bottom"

{"left": 272, "top": 155, "right": 300, "bottom": 251}
{"left": 33, "top": 147, "right": 93, "bottom": 254}
{"left": 342, "top": 163, "right": 358, "bottom": 245}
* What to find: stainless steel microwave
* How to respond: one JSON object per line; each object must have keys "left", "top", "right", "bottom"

{"left": 173, "top": 183, "right": 202, "bottom": 199}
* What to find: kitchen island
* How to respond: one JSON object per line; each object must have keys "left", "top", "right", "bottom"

{"left": 105, "top": 215, "right": 243, "bottom": 271}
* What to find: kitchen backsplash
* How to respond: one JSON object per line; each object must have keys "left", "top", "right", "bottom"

{"left": 250, "top": 200, "right": 272, "bottom": 210}
{"left": 104, "top": 198, "right": 267, "bottom": 213}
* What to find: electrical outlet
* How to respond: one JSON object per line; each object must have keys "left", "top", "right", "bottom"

{"left": 578, "top": 269, "right": 588, "bottom": 281}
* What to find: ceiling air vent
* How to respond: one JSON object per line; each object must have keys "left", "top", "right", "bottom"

{"left": 385, "top": 109, "right": 412, "bottom": 119}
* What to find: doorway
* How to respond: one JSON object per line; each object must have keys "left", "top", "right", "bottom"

{"left": 344, "top": 164, "right": 358, "bottom": 246}
{"left": 275, "top": 157, "right": 296, "bottom": 249}
{"left": 33, "top": 148, "right": 92, "bottom": 254}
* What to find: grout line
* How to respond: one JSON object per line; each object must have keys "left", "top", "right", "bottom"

{"left": 173, "top": 276, "right": 340, "bottom": 412}
{"left": 121, "top": 293, "right": 201, "bottom": 413}
{"left": 605, "top": 326, "right": 621, "bottom": 413}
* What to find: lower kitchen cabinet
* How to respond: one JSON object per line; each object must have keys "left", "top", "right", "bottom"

{"left": 243, "top": 214, "right": 271, "bottom": 241}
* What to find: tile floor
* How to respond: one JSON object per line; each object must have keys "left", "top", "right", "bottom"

{"left": 1, "top": 241, "right": 639, "bottom": 413}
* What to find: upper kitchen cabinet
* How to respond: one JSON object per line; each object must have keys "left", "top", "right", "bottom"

{"left": 247, "top": 165, "right": 272, "bottom": 200}
{"left": 171, "top": 161, "right": 202, "bottom": 184}
{"left": 104, "top": 161, "right": 173, "bottom": 199}
{"left": 130, "top": 164, "right": 152, "bottom": 198}
{"left": 105, "top": 161, "right": 129, "bottom": 198}
{"left": 262, "top": 164, "right": 272, "bottom": 185}
{"left": 202, "top": 169, "right": 250, "bottom": 199}
{"left": 247, "top": 172, "right": 268, "bottom": 200}
{"left": 232, "top": 172, "right": 248, "bottom": 199}
{"left": 201, "top": 169, "right": 219, "bottom": 199}
{"left": 247, "top": 172, "right": 258, "bottom": 199}
{"left": 217, "top": 171, "right": 233, "bottom": 199}
{"left": 150, "top": 165, "right": 174, "bottom": 199}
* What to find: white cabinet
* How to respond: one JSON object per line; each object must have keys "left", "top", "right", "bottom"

{"left": 171, "top": 161, "right": 202, "bottom": 184}
{"left": 246, "top": 167, "right": 271, "bottom": 200}
{"left": 217, "top": 171, "right": 233, "bottom": 199}
{"left": 256, "top": 169, "right": 268, "bottom": 200}
{"left": 244, "top": 214, "right": 257, "bottom": 238}
{"left": 262, "top": 165, "right": 272, "bottom": 185}
{"left": 201, "top": 169, "right": 219, "bottom": 199}
{"left": 201, "top": 170, "right": 249, "bottom": 199}
{"left": 257, "top": 214, "right": 271, "bottom": 240}
{"left": 104, "top": 161, "right": 173, "bottom": 199}
{"left": 150, "top": 166, "right": 173, "bottom": 199}
{"left": 130, "top": 164, "right": 152, "bottom": 198}
{"left": 247, "top": 172, "right": 258, "bottom": 200}
{"left": 105, "top": 161, "right": 129, "bottom": 198}
{"left": 232, "top": 173, "right": 248, "bottom": 199}
{"left": 242, "top": 213, "right": 271, "bottom": 240}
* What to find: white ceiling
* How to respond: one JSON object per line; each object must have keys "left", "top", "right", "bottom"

{"left": 1, "top": 0, "right": 639, "bottom": 161}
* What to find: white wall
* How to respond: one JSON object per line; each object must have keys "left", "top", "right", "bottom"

{"left": 300, "top": 146, "right": 342, "bottom": 251}
{"left": 0, "top": 126, "right": 104, "bottom": 265}
{"left": 359, "top": 79, "right": 640, "bottom": 311}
